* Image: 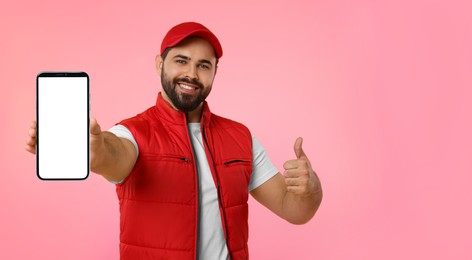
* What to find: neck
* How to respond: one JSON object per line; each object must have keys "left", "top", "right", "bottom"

{"left": 161, "top": 91, "right": 203, "bottom": 123}
{"left": 186, "top": 105, "right": 203, "bottom": 123}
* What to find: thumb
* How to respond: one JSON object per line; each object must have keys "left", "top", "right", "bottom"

{"left": 294, "top": 137, "right": 306, "bottom": 159}
{"left": 90, "top": 117, "right": 102, "bottom": 135}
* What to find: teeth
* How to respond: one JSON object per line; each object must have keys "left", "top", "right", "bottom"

{"left": 179, "top": 84, "right": 194, "bottom": 90}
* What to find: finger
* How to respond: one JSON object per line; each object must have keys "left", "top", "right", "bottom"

{"left": 25, "top": 144, "right": 36, "bottom": 154}
{"left": 26, "top": 134, "right": 36, "bottom": 146}
{"left": 25, "top": 120, "right": 37, "bottom": 154}
{"left": 283, "top": 159, "right": 300, "bottom": 170}
{"left": 28, "top": 127, "right": 37, "bottom": 138}
{"left": 25, "top": 129, "right": 37, "bottom": 154}
{"left": 284, "top": 177, "right": 306, "bottom": 186}
{"left": 294, "top": 137, "right": 306, "bottom": 159}
{"left": 283, "top": 158, "right": 310, "bottom": 171}
{"left": 284, "top": 167, "right": 310, "bottom": 178}
{"left": 286, "top": 185, "right": 307, "bottom": 194}
{"left": 284, "top": 169, "right": 300, "bottom": 178}
{"left": 90, "top": 117, "right": 101, "bottom": 135}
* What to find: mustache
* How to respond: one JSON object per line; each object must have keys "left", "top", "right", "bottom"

{"left": 173, "top": 77, "right": 204, "bottom": 89}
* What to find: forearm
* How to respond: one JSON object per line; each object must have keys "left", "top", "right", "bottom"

{"left": 91, "top": 131, "right": 136, "bottom": 182}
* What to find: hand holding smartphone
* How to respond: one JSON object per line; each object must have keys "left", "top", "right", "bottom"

{"left": 36, "top": 72, "right": 89, "bottom": 180}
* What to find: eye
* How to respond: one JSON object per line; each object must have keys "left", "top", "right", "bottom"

{"left": 198, "top": 64, "right": 210, "bottom": 70}
{"left": 175, "top": 59, "right": 186, "bottom": 65}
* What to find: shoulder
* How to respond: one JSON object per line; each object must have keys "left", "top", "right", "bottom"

{"left": 118, "top": 106, "right": 160, "bottom": 137}
{"left": 210, "top": 113, "right": 250, "bottom": 133}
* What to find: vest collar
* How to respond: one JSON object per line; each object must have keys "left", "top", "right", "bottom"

{"left": 155, "top": 92, "right": 212, "bottom": 126}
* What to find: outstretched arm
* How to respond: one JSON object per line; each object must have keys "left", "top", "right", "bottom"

{"left": 89, "top": 117, "right": 137, "bottom": 182}
{"left": 26, "top": 118, "right": 137, "bottom": 182}
{"left": 250, "top": 137, "right": 322, "bottom": 224}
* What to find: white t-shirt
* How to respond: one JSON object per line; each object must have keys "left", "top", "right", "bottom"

{"left": 108, "top": 124, "right": 278, "bottom": 260}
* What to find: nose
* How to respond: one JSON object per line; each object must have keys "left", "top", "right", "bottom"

{"left": 184, "top": 65, "right": 199, "bottom": 80}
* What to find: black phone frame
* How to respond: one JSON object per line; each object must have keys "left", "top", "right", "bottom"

{"left": 36, "top": 72, "right": 90, "bottom": 181}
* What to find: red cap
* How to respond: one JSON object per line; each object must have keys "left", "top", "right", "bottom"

{"left": 160, "top": 22, "right": 223, "bottom": 58}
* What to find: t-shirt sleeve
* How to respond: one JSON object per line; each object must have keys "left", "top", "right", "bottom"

{"left": 248, "top": 135, "right": 279, "bottom": 192}
{"left": 106, "top": 124, "right": 139, "bottom": 184}
{"left": 107, "top": 124, "right": 139, "bottom": 157}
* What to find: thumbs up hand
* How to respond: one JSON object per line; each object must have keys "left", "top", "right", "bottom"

{"left": 283, "top": 137, "right": 320, "bottom": 197}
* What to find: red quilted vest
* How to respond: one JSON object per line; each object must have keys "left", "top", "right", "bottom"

{"left": 116, "top": 92, "right": 253, "bottom": 259}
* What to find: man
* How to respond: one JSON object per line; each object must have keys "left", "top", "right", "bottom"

{"left": 26, "top": 22, "right": 322, "bottom": 260}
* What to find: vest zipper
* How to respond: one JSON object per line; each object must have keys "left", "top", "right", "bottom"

{"left": 184, "top": 122, "right": 200, "bottom": 260}
{"left": 178, "top": 157, "right": 190, "bottom": 162}
{"left": 164, "top": 155, "right": 190, "bottom": 162}
{"left": 201, "top": 126, "right": 232, "bottom": 260}
{"left": 224, "top": 159, "right": 249, "bottom": 166}
{"left": 138, "top": 154, "right": 190, "bottom": 162}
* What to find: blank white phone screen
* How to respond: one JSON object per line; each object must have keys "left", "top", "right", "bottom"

{"left": 37, "top": 74, "right": 89, "bottom": 180}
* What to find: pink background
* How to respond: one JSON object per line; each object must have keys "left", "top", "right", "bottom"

{"left": 1, "top": 0, "right": 471, "bottom": 259}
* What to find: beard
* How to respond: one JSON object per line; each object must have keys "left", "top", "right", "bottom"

{"left": 161, "top": 70, "right": 212, "bottom": 113}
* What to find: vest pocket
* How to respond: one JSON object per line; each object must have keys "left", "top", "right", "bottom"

{"left": 124, "top": 152, "right": 195, "bottom": 204}
{"left": 218, "top": 158, "right": 252, "bottom": 209}
{"left": 221, "top": 158, "right": 252, "bottom": 187}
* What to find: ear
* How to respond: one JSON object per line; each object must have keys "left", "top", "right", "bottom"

{"left": 155, "top": 54, "right": 163, "bottom": 76}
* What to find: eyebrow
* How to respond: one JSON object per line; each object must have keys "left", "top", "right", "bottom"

{"left": 173, "top": 54, "right": 213, "bottom": 67}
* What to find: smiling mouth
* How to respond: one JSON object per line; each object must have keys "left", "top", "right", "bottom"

{"left": 177, "top": 82, "right": 199, "bottom": 92}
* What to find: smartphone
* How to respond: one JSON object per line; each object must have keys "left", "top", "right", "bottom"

{"left": 36, "top": 72, "right": 89, "bottom": 180}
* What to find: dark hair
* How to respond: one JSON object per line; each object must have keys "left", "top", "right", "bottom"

{"left": 161, "top": 47, "right": 172, "bottom": 61}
